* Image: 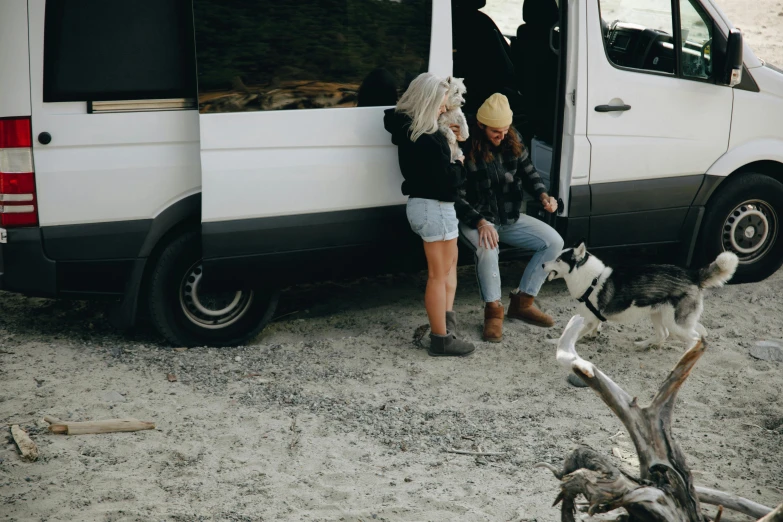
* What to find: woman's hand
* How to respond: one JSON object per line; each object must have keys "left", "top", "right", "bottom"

{"left": 477, "top": 219, "right": 499, "bottom": 250}
{"left": 449, "top": 124, "right": 465, "bottom": 142}
{"left": 540, "top": 194, "right": 558, "bottom": 214}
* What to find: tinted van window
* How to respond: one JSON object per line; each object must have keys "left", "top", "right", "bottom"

{"left": 194, "top": 0, "right": 432, "bottom": 114}
{"left": 43, "top": 0, "right": 197, "bottom": 103}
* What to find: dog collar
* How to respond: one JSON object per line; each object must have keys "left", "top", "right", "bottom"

{"left": 574, "top": 253, "right": 591, "bottom": 270}
{"left": 577, "top": 276, "right": 607, "bottom": 323}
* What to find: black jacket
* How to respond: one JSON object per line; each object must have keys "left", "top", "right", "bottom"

{"left": 383, "top": 109, "right": 466, "bottom": 202}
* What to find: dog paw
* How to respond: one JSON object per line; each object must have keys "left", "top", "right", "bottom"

{"left": 634, "top": 338, "right": 665, "bottom": 350}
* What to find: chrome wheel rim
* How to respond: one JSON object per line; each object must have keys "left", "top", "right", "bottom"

{"left": 722, "top": 199, "right": 777, "bottom": 264}
{"left": 179, "top": 262, "right": 253, "bottom": 329}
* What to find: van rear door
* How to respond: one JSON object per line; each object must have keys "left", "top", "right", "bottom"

{"left": 194, "top": 0, "right": 450, "bottom": 290}
{"left": 28, "top": 0, "right": 200, "bottom": 278}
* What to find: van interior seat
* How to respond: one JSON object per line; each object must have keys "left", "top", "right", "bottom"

{"left": 512, "top": 0, "right": 560, "bottom": 144}
{"left": 452, "top": 0, "right": 520, "bottom": 116}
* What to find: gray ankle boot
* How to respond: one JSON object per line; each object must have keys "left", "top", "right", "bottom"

{"left": 445, "top": 311, "right": 457, "bottom": 336}
{"left": 428, "top": 332, "right": 475, "bottom": 357}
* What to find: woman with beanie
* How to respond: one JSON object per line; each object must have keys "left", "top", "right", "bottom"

{"left": 383, "top": 73, "right": 476, "bottom": 357}
{"left": 456, "top": 93, "right": 564, "bottom": 343}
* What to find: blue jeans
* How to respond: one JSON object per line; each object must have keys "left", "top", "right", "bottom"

{"left": 459, "top": 215, "right": 564, "bottom": 301}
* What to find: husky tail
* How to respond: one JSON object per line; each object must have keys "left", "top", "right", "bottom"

{"left": 698, "top": 252, "right": 739, "bottom": 289}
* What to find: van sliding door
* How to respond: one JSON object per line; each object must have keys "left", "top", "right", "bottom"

{"left": 194, "top": 0, "right": 449, "bottom": 289}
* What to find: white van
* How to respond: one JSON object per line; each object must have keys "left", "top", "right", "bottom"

{"left": 1, "top": 0, "right": 781, "bottom": 347}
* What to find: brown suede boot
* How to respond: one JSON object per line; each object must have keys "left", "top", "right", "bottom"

{"left": 507, "top": 291, "right": 554, "bottom": 327}
{"left": 483, "top": 301, "right": 504, "bottom": 343}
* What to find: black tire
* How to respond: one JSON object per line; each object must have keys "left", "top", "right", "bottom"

{"left": 697, "top": 173, "right": 783, "bottom": 284}
{"left": 148, "top": 229, "right": 279, "bottom": 347}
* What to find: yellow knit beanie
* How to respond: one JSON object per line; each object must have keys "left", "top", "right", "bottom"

{"left": 476, "top": 93, "right": 513, "bottom": 128}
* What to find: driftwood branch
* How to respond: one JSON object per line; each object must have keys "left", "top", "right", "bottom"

{"left": 696, "top": 486, "right": 773, "bottom": 518}
{"left": 556, "top": 316, "right": 636, "bottom": 428}
{"left": 44, "top": 416, "right": 155, "bottom": 435}
{"left": 10, "top": 425, "right": 39, "bottom": 461}
{"left": 650, "top": 339, "right": 706, "bottom": 425}
{"left": 544, "top": 315, "right": 776, "bottom": 522}
{"left": 757, "top": 503, "right": 783, "bottom": 522}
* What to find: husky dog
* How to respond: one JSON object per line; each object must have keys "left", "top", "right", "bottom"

{"left": 438, "top": 77, "right": 470, "bottom": 163}
{"left": 542, "top": 242, "right": 739, "bottom": 348}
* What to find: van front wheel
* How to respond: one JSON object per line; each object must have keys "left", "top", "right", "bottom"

{"left": 698, "top": 173, "right": 783, "bottom": 284}
{"left": 148, "top": 230, "right": 279, "bottom": 347}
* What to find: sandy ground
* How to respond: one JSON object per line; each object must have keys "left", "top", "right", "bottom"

{"left": 2, "top": 258, "right": 782, "bottom": 521}
{"left": 2, "top": 1, "right": 783, "bottom": 521}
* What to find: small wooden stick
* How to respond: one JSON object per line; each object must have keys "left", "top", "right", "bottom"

{"left": 757, "top": 502, "right": 783, "bottom": 522}
{"left": 696, "top": 486, "right": 773, "bottom": 518}
{"left": 10, "top": 425, "right": 39, "bottom": 461}
{"left": 742, "top": 423, "right": 776, "bottom": 433}
{"left": 445, "top": 449, "right": 505, "bottom": 456}
{"left": 44, "top": 417, "right": 155, "bottom": 435}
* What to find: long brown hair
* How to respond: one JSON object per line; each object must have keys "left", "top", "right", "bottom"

{"left": 467, "top": 122, "right": 523, "bottom": 164}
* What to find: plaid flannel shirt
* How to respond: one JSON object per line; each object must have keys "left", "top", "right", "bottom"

{"left": 455, "top": 131, "right": 547, "bottom": 228}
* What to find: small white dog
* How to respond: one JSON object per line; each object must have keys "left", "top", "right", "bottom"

{"left": 542, "top": 241, "right": 739, "bottom": 348}
{"left": 438, "top": 77, "right": 469, "bottom": 163}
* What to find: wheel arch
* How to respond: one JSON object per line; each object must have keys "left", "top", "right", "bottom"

{"left": 706, "top": 138, "right": 783, "bottom": 179}
{"left": 108, "top": 193, "right": 201, "bottom": 330}
{"left": 697, "top": 159, "right": 783, "bottom": 205}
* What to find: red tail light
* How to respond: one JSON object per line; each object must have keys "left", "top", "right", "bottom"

{"left": 0, "top": 118, "right": 33, "bottom": 148}
{"left": 0, "top": 117, "right": 38, "bottom": 227}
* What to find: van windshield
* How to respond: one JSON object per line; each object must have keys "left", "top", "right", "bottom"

{"left": 599, "top": 0, "right": 672, "bottom": 34}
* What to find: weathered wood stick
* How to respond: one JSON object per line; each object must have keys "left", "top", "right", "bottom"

{"left": 445, "top": 449, "right": 505, "bottom": 456}
{"left": 756, "top": 502, "right": 783, "bottom": 522}
{"left": 45, "top": 417, "right": 155, "bottom": 435}
{"left": 10, "top": 425, "right": 39, "bottom": 461}
{"left": 696, "top": 486, "right": 773, "bottom": 518}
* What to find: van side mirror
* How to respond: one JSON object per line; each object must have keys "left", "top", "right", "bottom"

{"left": 724, "top": 29, "right": 743, "bottom": 87}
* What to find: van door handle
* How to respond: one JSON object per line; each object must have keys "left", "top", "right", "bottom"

{"left": 595, "top": 104, "right": 632, "bottom": 112}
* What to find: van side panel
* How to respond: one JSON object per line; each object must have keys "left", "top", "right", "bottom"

{"left": 0, "top": 0, "right": 31, "bottom": 117}
{"left": 708, "top": 67, "right": 783, "bottom": 177}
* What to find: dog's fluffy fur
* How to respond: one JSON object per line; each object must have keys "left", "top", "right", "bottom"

{"left": 438, "top": 77, "right": 469, "bottom": 163}
{"left": 542, "top": 242, "right": 739, "bottom": 347}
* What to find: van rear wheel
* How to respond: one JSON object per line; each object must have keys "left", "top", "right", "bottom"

{"left": 148, "top": 230, "right": 279, "bottom": 347}
{"left": 698, "top": 173, "right": 783, "bottom": 284}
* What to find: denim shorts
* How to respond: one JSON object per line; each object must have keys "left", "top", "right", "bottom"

{"left": 406, "top": 198, "right": 459, "bottom": 242}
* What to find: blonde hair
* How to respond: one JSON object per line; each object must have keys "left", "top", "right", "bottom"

{"left": 395, "top": 73, "right": 448, "bottom": 142}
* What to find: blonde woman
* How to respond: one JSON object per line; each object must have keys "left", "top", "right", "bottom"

{"left": 383, "top": 73, "right": 475, "bottom": 357}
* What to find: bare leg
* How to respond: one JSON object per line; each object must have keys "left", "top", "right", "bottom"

{"left": 423, "top": 239, "right": 458, "bottom": 335}
{"left": 445, "top": 240, "right": 458, "bottom": 312}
